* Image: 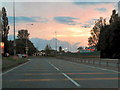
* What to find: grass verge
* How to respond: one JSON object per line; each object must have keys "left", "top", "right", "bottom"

{"left": 2, "top": 56, "right": 29, "bottom": 72}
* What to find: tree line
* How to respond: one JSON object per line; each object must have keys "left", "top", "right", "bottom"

{"left": 88, "top": 9, "right": 120, "bottom": 59}
{"left": 1, "top": 7, "right": 37, "bottom": 56}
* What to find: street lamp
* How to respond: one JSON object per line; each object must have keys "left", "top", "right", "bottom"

{"left": 13, "top": 0, "right": 16, "bottom": 56}
{"left": 25, "top": 24, "right": 33, "bottom": 55}
{"left": 55, "top": 31, "right": 57, "bottom": 56}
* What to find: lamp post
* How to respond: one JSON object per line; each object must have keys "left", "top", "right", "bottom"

{"left": 13, "top": 0, "right": 16, "bottom": 56}
{"left": 25, "top": 24, "right": 33, "bottom": 55}
{"left": 55, "top": 31, "right": 57, "bottom": 56}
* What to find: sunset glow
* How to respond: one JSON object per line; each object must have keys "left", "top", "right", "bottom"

{"left": 1, "top": 1, "right": 117, "bottom": 51}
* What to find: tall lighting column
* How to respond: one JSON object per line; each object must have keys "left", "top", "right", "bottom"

{"left": 55, "top": 31, "right": 57, "bottom": 56}
{"left": 25, "top": 24, "right": 33, "bottom": 55}
{"left": 13, "top": 0, "right": 16, "bottom": 56}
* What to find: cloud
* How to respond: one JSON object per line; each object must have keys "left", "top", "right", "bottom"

{"left": 95, "top": 8, "right": 107, "bottom": 12}
{"left": 80, "top": 18, "right": 98, "bottom": 28}
{"left": 8, "top": 16, "right": 49, "bottom": 24}
{"left": 86, "top": 18, "right": 98, "bottom": 25}
{"left": 54, "top": 16, "right": 81, "bottom": 25}
{"left": 81, "top": 24, "right": 91, "bottom": 28}
{"left": 31, "top": 17, "right": 49, "bottom": 23}
{"left": 73, "top": 2, "right": 113, "bottom": 5}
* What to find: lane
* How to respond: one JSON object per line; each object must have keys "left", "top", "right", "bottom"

{"left": 46, "top": 58, "right": 119, "bottom": 88}
{"left": 2, "top": 58, "right": 78, "bottom": 88}
{"left": 2, "top": 57, "right": 119, "bottom": 88}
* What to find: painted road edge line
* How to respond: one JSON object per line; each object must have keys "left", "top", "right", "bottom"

{"left": 0, "top": 59, "right": 31, "bottom": 76}
{"left": 67, "top": 60, "right": 119, "bottom": 73}
{"left": 49, "top": 62, "right": 81, "bottom": 87}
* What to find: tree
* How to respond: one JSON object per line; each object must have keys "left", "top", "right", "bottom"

{"left": 88, "top": 17, "right": 106, "bottom": 49}
{"left": 2, "top": 7, "right": 10, "bottom": 56}
{"left": 98, "top": 9, "right": 120, "bottom": 59}
{"left": 44, "top": 44, "right": 52, "bottom": 56}
{"left": 16, "top": 39, "right": 37, "bottom": 55}
{"left": 0, "top": 10, "right": 2, "bottom": 39}
{"left": 8, "top": 30, "right": 38, "bottom": 55}
{"left": 17, "top": 29, "right": 30, "bottom": 39}
{"left": 77, "top": 47, "right": 83, "bottom": 50}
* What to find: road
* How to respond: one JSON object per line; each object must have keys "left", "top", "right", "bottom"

{"left": 2, "top": 57, "right": 119, "bottom": 88}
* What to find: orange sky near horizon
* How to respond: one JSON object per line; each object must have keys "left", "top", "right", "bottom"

{"left": 2, "top": 2, "right": 117, "bottom": 47}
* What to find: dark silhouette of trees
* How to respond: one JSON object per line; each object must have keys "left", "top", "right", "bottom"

{"left": 88, "top": 9, "right": 120, "bottom": 59}
{"left": 9, "top": 30, "right": 37, "bottom": 55}
{"left": 17, "top": 29, "right": 29, "bottom": 39}
{"left": 88, "top": 17, "right": 106, "bottom": 47}
{"left": 0, "top": 10, "right": 2, "bottom": 40}
{"left": 15, "top": 39, "right": 37, "bottom": 55}
{"left": 44, "top": 44, "right": 52, "bottom": 56}
{"left": 2, "top": 7, "right": 10, "bottom": 56}
{"left": 97, "top": 9, "right": 120, "bottom": 59}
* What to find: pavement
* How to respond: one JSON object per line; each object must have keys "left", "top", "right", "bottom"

{"left": 2, "top": 57, "right": 119, "bottom": 88}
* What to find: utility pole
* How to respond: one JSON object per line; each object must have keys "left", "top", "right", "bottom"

{"left": 25, "top": 24, "right": 33, "bottom": 55}
{"left": 13, "top": 0, "right": 16, "bottom": 56}
{"left": 55, "top": 31, "right": 57, "bottom": 56}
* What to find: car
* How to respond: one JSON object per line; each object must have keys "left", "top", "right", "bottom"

{"left": 17, "top": 54, "right": 28, "bottom": 58}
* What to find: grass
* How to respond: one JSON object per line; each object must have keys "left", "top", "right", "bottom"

{"left": 2, "top": 56, "right": 29, "bottom": 72}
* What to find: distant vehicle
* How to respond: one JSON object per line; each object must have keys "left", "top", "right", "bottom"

{"left": 22, "top": 54, "right": 28, "bottom": 58}
{"left": 17, "top": 54, "right": 28, "bottom": 58}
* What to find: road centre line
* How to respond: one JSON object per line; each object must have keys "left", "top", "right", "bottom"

{"left": 48, "top": 62, "right": 81, "bottom": 87}
{"left": 62, "top": 73, "right": 81, "bottom": 87}
{"left": 49, "top": 63, "right": 60, "bottom": 71}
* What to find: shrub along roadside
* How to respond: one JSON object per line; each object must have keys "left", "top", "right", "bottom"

{"left": 2, "top": 56, "right": 29, "bottom": 72}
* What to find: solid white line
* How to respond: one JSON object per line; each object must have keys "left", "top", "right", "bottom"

{"left": 0, "top": 60, "right": 31, "bottom": 76}
{"left": 66, "top": 60, "right": 119, "bottom": 73}
{"left": 62, "top": 73, "right": 80, "bottom": 87}
{"left": 81, "top": 64, "right": 119, "bottom": 73}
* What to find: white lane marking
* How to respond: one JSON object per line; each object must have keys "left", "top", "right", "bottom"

{"left": 49, "top": 62, "right": 81, "bottom": 87}
{"left": 80, "top": 64, "right": 119, "bottom": 73}
{"left": 49, "top": 62, "right": 60, "bottom": 71}
{"left": 67, "top": 61, "right": 119, "bottom": 73}
{"left": 0, "top": 60, "right": 31, "bottom": 76}
{"left": 62, "top": 73, "right": 81, "bottom": 87}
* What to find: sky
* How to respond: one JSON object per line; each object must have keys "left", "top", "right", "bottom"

{"left": 1, "top": 0, "right": 119, "bottom": 51}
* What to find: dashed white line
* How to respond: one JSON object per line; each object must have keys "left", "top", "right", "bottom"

{"left": 49, "top": 62, "right": 60, "bottom": 71}
{"left": 62, "top": 73, "right": 81, "bottom": 87}
{"left": 49, "top": 62, "right": 81, "bottom": 87}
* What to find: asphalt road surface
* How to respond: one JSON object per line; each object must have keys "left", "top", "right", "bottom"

{"left": 2, "top": 57, "right": 119, "bottom": 88}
